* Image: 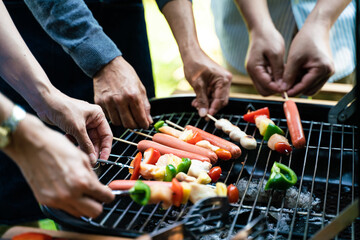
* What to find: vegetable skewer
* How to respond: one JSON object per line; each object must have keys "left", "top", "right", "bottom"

{"left": 206, "top": 114, "right": 257, "bottom": 150}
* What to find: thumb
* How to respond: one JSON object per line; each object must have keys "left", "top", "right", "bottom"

{"left": 268, "top": 53, "right": 285, "bottom": 91}
{"left": 193, "top": 79, "right": 209, "bottom": 118}
{"left": 282, "top": 59, "right": 301, "bottom": 92}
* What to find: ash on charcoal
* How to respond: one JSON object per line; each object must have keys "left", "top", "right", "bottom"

{"left": 236, "top": 178, "right": 321, "bottom": 209}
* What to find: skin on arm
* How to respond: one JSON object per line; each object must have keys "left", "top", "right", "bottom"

{"left": 283, "top": 0, "right": 351, "bottom": 97}
{"left": 161, "top": 0, "right": 232, "bottom": 117}
{"left": 235, "top": 0, "right": 285, "bottom": 96}
{"left": 0, "top": 93, "right": 114, "bottom": 218}
{"left": 0, "top": 1, "right": 112, "bottom": 163}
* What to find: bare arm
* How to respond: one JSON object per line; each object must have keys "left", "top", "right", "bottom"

{"left": 0, "top": 1, "right": 113, "bottom": 162}
{"left": 283, "top": 0, "right": 351, "bottom": 96}
{"left": 235, "top": 0, "right": 286, "bottom": 96}
{"left": 161, "top": 0, "right": 232, "bottom": 117}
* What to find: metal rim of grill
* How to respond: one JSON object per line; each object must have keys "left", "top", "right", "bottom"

{"left": 42, "top": 97, "right": 359, "bottom": 239}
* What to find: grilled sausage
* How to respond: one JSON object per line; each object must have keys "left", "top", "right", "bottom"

{"left": 137, "top": 140, "right": 211, "bottom": 163}
{"left": 108, "top": 180, "right": 172, "bottom": 190}
{"left": 185, "top": 125, "right": 241, "bottom": 159}
{"left": 283, "top": 100, "right": 306, "bottom": 149}
{"left": 152, "top": 133, "right": 218, "bottom": 164}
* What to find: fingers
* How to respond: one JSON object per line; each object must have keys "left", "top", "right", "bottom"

{"left": 248, "top": 65, "right": 280, "bottom": 96}
{"left": 72, "top": 126, "right": 97, "bottom": 164}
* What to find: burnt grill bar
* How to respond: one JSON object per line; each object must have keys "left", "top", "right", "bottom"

{"left": 42, "top": 97, "right": 359, "bottom": 239}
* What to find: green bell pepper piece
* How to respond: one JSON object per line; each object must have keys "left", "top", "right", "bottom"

{"left": 263, "top": 123, "right": 284, "bottom": 141}
{"left": 176, "top": 158, "right": 191, "bottom": 174}
{"left": 129, "top": 180, "right": 151, "bottom": 205}
{"left": 154, "top": 120, "right": 167, "bottom": 132}
{"left": 265, "top": 162, "right": 297, "bottom": 190}
{"left": 164, "top": 164, "right": 177, "bottom": 182}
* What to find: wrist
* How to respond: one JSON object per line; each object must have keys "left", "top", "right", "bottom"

{"left": 180, "top": 45, "right": 203, "bottom": 65}
{"left": 4, "top": 114, "right": 46, "bottom": 163}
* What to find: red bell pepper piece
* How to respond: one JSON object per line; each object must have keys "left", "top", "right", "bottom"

{"left": 186, "top": 131, "right": 202, "bottom": 145}
{"left": 243, "top": 107, "right": 270, "bottom": 123}
{"left": 12, "top": 232, "right": 53, "bottom": 240}
{"left": 274, "top": 142, "right": 293, "bottom": 154}
{"left": 171, "top": 178, "right": 183, "bottom": 207}
{"left": 143, "top": 147, "right": 161, "bottom": 165}
{"left": 130, "top": 152, "right": 142, "bottom": 180}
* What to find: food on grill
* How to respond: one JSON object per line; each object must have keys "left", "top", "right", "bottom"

{"left": 208, "top": 166, "right": 222, "bottom": 182}
{"left": 12, "top": 232, "right": 53, "bottom": 240}
{"left": 227, "top": 184, "right": 239, "bottom": 203}
{"left": 195, "top": 140, "right": 232, "bottom": 160}
{"left": 267, "top": 134, "right": 292, "bottom": 154}
{"left": 185, "top": 125, "right": 242, "bottom": 159}
{"left": 283, "top": 99, "right": 306, "bottom": 149}
{"left": 137, "top": 140, "right": 211, "bottom": 163}
{"left": 243, "top": 107, "right": 270, "bottom": 123}
{"left": 155, "top": 120, "right": 232, "bottom": 161}
{"left": 254, "top": 114, "right": 284, "bottom": 141}
{"left": 245, "top": 108, "right": 293, "bottom": 154}
{"left": 265, "top": 162, "right": 297, "bottom": 190}
{"left": 152, "top": 133, "right": 218, "bottom": 163}
{"left": 132, "top": 151, "right": 213, "bottom": 183}
{"left": 208, "top": 115, "right": 257, "bottom": 150}
{"left": 128, "top": 180, "right": 151, "bottom": 205}
{"left": 108, "top": 179, "right": 232, "bottom": 207}
{"left": 143, "top": 147, "right": 161, "bottom": 164}
{"left": 129, "top": 152, "right": 142, "bottom": 180}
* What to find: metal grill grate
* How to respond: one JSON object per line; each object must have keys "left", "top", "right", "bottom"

{"left": 43, "top": 97, "right": 359, "bottom": 239}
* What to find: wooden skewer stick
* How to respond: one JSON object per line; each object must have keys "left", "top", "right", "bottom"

{"left": 206, "top": 114, "right": 218, "bottom": 122}
{"left": 129, "top": 129, "right": 153, "bottom": 139}
{"left": 283, "top": 92, "right": 289, "bottom": 100}
{"left": 113, "top": 137, "right": 138, "bottom": 146}
{"left": 165, "top": 120, "right": 185, "bottom": 131}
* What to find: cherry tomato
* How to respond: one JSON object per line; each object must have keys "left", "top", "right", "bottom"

{"left": 215, "top": 149, "right": 232, "bottom": 160}
{"left": 12, "top": 232, "right": 53, "bottom": 240}
{"left": 208, "top": 166, "right": 222, "bottom": 182}
{"left": 227, "top": 184, "right": 239, "bottom": 203}
{"left": 243, "top": 107, "right": 270, "bottom": 123}
{"left": 130, "top": 152, "right": 142, "bottom": 180}
{"left": 171, "top": 178, "right": 183, "bottom": 207}
{"left": 186, "top": 131, "right": 202, "bottom": 145}
{"left": 274, "top": 142, "right": 293, "bottom": 154}
{"left": 143, "top": 147, "right": 161, "bottom": 164}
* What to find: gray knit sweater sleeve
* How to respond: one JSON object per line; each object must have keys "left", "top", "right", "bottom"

{"left": 24, "top": 0, "right": 122, "bottom": 77}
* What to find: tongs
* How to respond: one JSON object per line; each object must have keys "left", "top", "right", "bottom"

{"left": 136, "top": 196, "right": 230, "bottom": 240}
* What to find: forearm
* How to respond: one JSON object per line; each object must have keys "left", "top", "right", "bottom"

{"left": 161, "top": 0, "right": 201, "bottom": 61}
{"left": 24, "top": 0, "right": 121, "bottom": 77}
{"left": 0, "top": 93, "right": 14, "bottom": 124}
{"left": 304, "top": 0, "right": 352, "bottom": 29}
{"left": 0, "top": 1, "right": 57, "bottom": 111}
{"left": 235, "top": 0, "right": 273, "bottom": 32}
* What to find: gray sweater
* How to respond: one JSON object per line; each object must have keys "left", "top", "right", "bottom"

{"left": 24, "top": 0, "right": 175, "bottom": 77}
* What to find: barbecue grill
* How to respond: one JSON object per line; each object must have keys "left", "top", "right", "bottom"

{"left": 42, "top": 96, "right": 359, "bottom": 239}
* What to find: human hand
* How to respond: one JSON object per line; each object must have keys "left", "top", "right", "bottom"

{"left": 283, "top": 23, "right": 334, "bottom": 97}
{"left": 93, "top": 56, "right": 152, "bottom": 129}
{"left": 35, "top": 91, "right": 112, "bottom": 165}
{"left": 4, "top": 115, "right": 114, "bottom": 218}
{"left": 182, "top": 50, "right": 232, "bottom": 117}
{"left": 246, "top": 23, "right": 285, "bottom": 96}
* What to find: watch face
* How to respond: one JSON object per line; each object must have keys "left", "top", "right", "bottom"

{"left": 0, "top": 127, "right": 10, "bottom": 148}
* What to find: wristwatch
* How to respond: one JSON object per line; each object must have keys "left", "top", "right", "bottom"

{"left": 0, "top": 105, "right": 26, "bottom": 148}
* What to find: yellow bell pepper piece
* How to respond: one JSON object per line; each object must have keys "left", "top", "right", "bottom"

{"left": 259, "top": 118, "right": 275, "bottom": 136}
{"left": 196, "top": 172, "right": 212, "bottom": 184}
{"left": 215, "top": 182, "right": 227, "bottom": 196}
{"left": 180, "top": 182, "right": 191, "bottom": 204}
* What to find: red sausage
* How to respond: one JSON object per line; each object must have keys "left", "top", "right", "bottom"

{"left": 283, "top": 100, "right": 306, "bottom": 149}
{"left": 137, "top": 140, "right": 211, "bottom": 163}
{"left": 153, "top": 133, "right": 218, "bottom": 164}
{"left": 185, "top": 125, "right": 241, "bottom": 159}
{"left": 108, "top": 180, "right": 171, "bottom": 190}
